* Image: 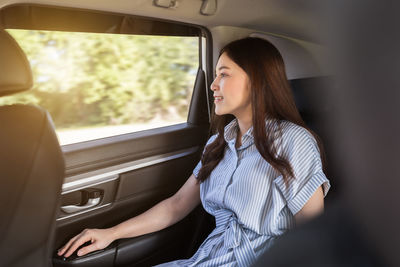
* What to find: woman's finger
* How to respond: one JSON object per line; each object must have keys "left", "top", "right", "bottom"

{"left": 77, "top": 242, "right": 99, "bottom": 257}
{"left": 57, "top": 233, "right": 81, "bottom": 256}
{"left": 64, "top": 231, "right": 92, "bottom": 258}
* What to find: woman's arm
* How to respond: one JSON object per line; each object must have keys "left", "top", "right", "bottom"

{"left": 294, "top": 186, "right": 324, "bottom": 225}
{"left": 58, "top": 174, "right": 201, "bottom": 257}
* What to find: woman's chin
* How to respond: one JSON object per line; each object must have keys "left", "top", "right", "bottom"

{"left": 214, "top": 109, "right": 225, "bottom": 116}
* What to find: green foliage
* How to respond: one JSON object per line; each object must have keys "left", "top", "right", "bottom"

{"left": 1, "top": 30, "right": 198, "bottom": 129}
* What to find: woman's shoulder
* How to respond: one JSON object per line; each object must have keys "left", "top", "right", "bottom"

{"left": 277, "top": 120, "right": 317, "bottom": 147}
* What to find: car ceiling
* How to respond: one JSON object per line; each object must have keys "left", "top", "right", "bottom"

{"left": 0, "top": 0, "right": 330, "bottom": 79}
{"left": 0, "top": 0, "right": 323, "bottom": 43}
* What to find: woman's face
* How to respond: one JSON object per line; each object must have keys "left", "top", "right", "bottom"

{"left": 211, "top": 53, "right": 252, "bottom": 120}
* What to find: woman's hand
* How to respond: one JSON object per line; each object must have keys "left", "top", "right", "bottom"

{"left": 57, "top": 228, "right": 116, "bottom": 258}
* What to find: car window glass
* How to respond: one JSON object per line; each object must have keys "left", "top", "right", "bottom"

{"left": 1, "top": 29, "right": 199, "bottom": 145}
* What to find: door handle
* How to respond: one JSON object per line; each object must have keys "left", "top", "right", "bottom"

{"left": 61, "top": 190, "right": 102, "bottom": 214}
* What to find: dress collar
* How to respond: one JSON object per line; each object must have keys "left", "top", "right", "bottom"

{"left": 223, "top": 119, "right": 254, "bottom": 150}
{"left": 223, "top": 118, "right": 279, "bottom": 150}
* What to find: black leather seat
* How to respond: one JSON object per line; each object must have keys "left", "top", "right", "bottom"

{"left": 0, "top": 29, "right": 65, "bottom": 267}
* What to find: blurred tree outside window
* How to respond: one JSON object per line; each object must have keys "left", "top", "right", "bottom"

{"left": 2, "top": 30, "right": 199, "bottom": 145}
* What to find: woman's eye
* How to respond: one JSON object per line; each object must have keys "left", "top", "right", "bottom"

{"left": 220, "top": 73, "right": 228, "bottom": 78}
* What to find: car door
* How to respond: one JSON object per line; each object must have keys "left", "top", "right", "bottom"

{"left": 0, "top": 4, "right": 215, "bottom": 266}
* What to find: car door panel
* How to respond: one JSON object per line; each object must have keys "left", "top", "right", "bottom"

{"left": 53, "top": 123, "right": 213, "bottom": 266}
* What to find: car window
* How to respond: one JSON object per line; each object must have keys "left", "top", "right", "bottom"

{"left": 1, "top": 29, "right": 199, "bottom": 145}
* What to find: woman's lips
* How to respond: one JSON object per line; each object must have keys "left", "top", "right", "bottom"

{"left": 214, "top": 96, "right": 223, "bottom": 103}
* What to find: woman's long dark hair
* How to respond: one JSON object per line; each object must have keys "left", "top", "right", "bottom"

{"left": 197, "top": 37, "right": 326, "bottom": 186}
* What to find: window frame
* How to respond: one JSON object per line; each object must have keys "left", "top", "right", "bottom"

{"left": 0, "top": 3, "right": 213, "bottom": 175}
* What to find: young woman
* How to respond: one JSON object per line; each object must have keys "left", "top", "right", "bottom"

{"left": 58, "top": 37, "right": 330, "bottom": 266}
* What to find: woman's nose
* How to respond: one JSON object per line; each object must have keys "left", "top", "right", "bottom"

{"left": 210, "top": 77, "right": 219, "bottom": 91}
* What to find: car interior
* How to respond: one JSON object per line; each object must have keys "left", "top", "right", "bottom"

{"left": 0, "top": 1, "right": 342, "bottom": 267}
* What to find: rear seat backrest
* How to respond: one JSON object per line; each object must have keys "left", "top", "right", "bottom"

{"left": 290, "top": 77, "right": 339, "bottom": 203}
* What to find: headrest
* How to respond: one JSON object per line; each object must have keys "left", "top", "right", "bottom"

{"left": 0, "top": 29, "right": 33, "bottom": 97}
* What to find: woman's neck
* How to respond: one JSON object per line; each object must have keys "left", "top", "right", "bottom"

{"left": 235, "top": 117, "right": 252, "bottom": 148}
{"left": 236, "top": 117, "right": 252, "bottom": 137}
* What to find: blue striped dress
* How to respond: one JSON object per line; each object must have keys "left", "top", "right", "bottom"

{"left": 156, "top": 119, "right": 330, "bottom": 267}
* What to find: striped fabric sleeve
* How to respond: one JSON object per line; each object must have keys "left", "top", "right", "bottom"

{"left": 273, "top": 127, "right": 331, "bottom": 215}
{"left": 192, "top": 160, "right": 202, "bottom": 178}
{"left": 193, "top": 134, "right": 218, "bottom": 178}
